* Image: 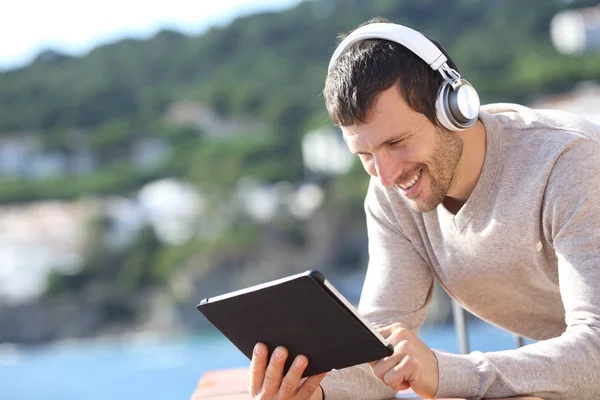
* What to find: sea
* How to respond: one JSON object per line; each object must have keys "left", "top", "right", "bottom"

{"left": 0, "top": 320, "right": 532, "bottom": 400}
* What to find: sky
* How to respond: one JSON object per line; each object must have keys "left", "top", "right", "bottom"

{"left": 0, "top": 0, "right": 304, "bottom": 70}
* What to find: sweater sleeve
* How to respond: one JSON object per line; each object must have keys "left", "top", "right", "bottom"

{"left": 433, "top": 138, "right": 600, "bottom": 399}
{"left": 321, "top": 178, "right": 435, "bottom": 400}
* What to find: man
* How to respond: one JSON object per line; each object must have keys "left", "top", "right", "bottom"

{"left": 246, "top": 17, "right": 600, "bottom": 400}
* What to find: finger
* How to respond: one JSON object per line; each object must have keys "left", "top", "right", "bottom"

{"left": 249, "top": 343, "right": 268, "bottom": 396}
{"left": 368, "top": 347, "right": 399, "bottom": 368}
{"left": 278, "top": 355, "right": 308, "bottom": 397}
{"left": 383, "top": 355, "right": 414, "bottom": 390}
{"left": 371, "top": 339, "right": 410, "bottom": 381}
{"left": 391, "top": 380, "right": 411, "bottom": 392}
{"left": 377, "top": 325, "right": 396, "bottom": 339}
{"left": 368, "top": 324, "right": 400, "bottom": 369}
{"left": 378, "top": 322, "right": 408, "bottom": 342}
{"left": 296, "top": 372, "right": 327, "bottom": 400}
{"left": 262, "top": 346, "right": 288, "bottom": 395}
{"left": 386, "top": 325, "right": 411, "bottom": 346}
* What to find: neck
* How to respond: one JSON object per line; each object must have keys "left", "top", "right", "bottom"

{"left": 446, "top": 119, "right": 487, "bottom": 202}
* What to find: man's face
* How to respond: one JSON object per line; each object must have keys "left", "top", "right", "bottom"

{"left": 341, "top": 86, "right": 463, "bottom": 212}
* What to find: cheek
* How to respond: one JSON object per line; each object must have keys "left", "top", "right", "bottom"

{"left": 393, "top": 144, "right": 424, "bottom": 162}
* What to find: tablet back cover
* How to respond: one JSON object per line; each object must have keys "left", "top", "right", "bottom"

{"left": 197, "top": 271, "right": 392, "bottom": 377}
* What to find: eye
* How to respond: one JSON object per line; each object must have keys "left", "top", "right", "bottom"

{"left": 390, "top": 139, "right": 404, "bottom": 147}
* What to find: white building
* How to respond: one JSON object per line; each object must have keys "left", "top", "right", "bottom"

{"left": 0, "top": 201, "right": 87, "bottom": 303}
{"left": 301, "top": 128, "right": 353, "bottom": 177}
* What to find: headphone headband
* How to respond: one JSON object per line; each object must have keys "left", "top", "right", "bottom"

{"left": 328, "top": 23, "right": 447, "bottom": 72}
{"left": 326, "top": 22, "right": 480, "bottom": 131}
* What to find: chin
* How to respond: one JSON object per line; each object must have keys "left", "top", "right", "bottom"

{"left": 408, "top": 194, "right": 443, "bottom": 213}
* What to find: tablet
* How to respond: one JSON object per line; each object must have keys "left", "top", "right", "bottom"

{"left": 197, "top": 270, "right": 394, "bottom": 377}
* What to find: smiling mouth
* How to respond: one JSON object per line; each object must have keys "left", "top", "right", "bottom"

{"left": 398, "top": 169, "right": 422, "bottom": 190}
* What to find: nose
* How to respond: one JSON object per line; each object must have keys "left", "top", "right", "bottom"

{"left": 373, "top": 153, "right": 403, "bottom": 187}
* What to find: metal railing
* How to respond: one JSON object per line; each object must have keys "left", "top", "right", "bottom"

{"left": 451, "top": 299, "right": 524, "bottom": 354}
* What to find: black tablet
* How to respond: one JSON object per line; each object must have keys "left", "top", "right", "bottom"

{"left": 197, "top": 270, "right": 394, "bottom": 377}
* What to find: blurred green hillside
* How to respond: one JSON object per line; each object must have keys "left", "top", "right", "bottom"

{"left": 1, "top": 0, "right": 599, "bottom": 343}
{"left": 1, "top": 0, "right": 600, "bottom": 202}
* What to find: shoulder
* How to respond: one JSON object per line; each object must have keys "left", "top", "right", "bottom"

{"left": 482, "top": 102, "right": 599, "bottom": 132}
{"left": 541, "top": 138, "right": 600, "bottom": 247}
{"left": 542, "top": 137, "right": 600, "bottom": 232}
{"left": 481, "top": 103, "right": 600, "bottom": 169}
{"left": 547, "top": 137, "right": 600, "bottom": 188}
{"left": 481, "top": 103, "right": 600, "bottom": 142}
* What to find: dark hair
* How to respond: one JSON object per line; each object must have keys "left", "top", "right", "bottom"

{"left": 323, "top": 17, "right": 459, "bottom": 127}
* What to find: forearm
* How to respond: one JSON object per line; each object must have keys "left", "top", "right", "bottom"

{"left": 434, "top": 325, "right": 600, "bottom": 399}
{"left": 320, "top": 363, "right": 398, "bottom": 400}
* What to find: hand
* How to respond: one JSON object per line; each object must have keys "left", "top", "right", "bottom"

{"left": 249, "top": 343, "right": 327, "bottom": 400}
{"left": 369, "top": 323, "right": 439, "bottom": 399}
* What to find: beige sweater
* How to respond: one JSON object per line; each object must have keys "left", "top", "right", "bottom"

{"left": 320, "top": 104, "right": 600, "bottom": 399}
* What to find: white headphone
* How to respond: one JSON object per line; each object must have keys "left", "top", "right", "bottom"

{"left": 328, "top": 23, "right": 480, "bottom": 131}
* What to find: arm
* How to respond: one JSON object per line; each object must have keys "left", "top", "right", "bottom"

{"left": 358, "top": 180, "right": 435, "bottom": 333}
{"left": 320, "top": 178, "right": 436, "bottom": 400}
{"left": 433, "top": 139, "right": 600, "bottom": 399}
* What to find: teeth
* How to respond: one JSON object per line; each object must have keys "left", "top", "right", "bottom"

{"left": 400, "top": 169, "right": 422, "bottom": 190}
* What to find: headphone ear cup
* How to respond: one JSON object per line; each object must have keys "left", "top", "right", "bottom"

{"left": 435, "top": 82, "right": 460, "bottom": 131}
{"left": 448, "top": 79, "right": 480, "bottom": 128}
{"left": 435, "top": 80, "right": 480, "bottom": 131}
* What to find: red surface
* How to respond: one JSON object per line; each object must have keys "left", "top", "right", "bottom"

{"left": 191, "top": 368, "right": 544, "bottom": 400}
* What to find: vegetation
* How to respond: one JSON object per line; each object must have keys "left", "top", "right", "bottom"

{"left": 2, "top": 0, "right": 599, "bottom": 339}
{"left": 2, "top": 0, "right": 599, "bottom": 201}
